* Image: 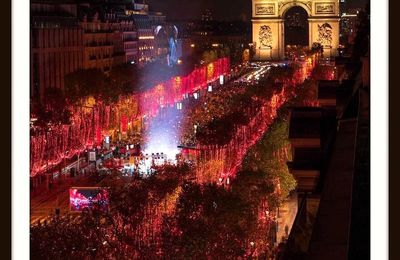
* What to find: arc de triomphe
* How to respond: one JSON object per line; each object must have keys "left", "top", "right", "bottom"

{"left": 252, "top": 0, "right": 340, "bottom": 60}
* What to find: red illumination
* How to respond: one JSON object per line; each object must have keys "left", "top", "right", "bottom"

{"left": 30, "top": 58, "right": 230, "bottom": 177}
{"left": 69, "top": 187, "right": 109, "bottom": 212}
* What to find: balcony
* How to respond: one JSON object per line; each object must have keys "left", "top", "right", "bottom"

{"left": 86, "top": 41, "right": 113, "bottom": 47}
{"left": 84, "top": 29, "right": 113, "bottom": 34}
{"left": 113, "top": 52, "right": 126, "bottom": 57}
{"left": 124, "top": 37, "right": 138, "bottom": 43}
{"left": 287, "top": 160, "right": 321, "bottom": 192}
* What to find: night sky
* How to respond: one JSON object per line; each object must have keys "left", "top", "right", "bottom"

{"left": 146, "top": 0, "right": 251, "bottom": 21}
{"left": 146, "top": 0, "right": 369, "bottom": 21}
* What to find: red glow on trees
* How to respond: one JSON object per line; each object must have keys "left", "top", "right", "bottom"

{"left": 30, "top": 58, "right": 230, "bottom": 177}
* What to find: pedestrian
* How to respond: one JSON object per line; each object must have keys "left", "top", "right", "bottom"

{"left": 285, "top": 224, "right": 289, "bottom": 237}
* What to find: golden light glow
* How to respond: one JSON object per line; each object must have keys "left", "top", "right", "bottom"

{"left": 175, "top": 76, "right": 182, "bottom": 84}
{"left": 252, "top": 0, "right": 340, "bottom": 60}
{"left": 139, "top": 36, "right": 155, "bottom": 40}
{"left": 84, "top": 96, "right": 96, "bottom": 107}
{"left": 207, "top": 63, "right": 214, "bottom": 79}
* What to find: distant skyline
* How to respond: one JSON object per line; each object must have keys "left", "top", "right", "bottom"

{"left": 146, "top": 0, "right": 251, "bottom": 21}
{"left": 146, "top": 0, "right": 369, "bottom": 21}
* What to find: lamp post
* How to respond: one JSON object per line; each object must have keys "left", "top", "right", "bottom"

{"left": 77, "top": 152, "right": 80, "bottom": 174}
{"left": 76, "top": 140, "right": 85, "bottom": 176}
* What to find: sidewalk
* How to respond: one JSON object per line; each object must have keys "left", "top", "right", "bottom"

{"left": 30, "top": 168, "right": 102, "bottom": 225}
{"left": 276, "top": 193, "right": 298, "bottom": 244}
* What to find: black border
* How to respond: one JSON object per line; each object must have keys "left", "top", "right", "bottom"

{"left": 0, "top": 0, "right": 11, "bottom": 257}
{"left": 0, "top": 0, "right": 396, "bottom": 258}
{"left": 389, "top": 0, "right": 400, "bottom": 259}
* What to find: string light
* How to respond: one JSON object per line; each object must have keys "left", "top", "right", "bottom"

{"left": 30, "top": 58, "right": 230, "bottom": 177}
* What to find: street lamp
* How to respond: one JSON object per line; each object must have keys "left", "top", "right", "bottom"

{"left": 76, "top": 140, "right": 86, "bottom": 176}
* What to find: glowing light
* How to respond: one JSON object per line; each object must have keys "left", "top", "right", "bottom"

{"left": 30, "top": 58, "right": 231, "bottom": 177}
{"left": 190, "top": 43, "right": 195, "bottom": 48}
{"left": 219, "top": 75, "right": 224, "bottom": 85}
{"left": 139, "top": 36, "right": 155, "bottom": 40}
{"left": 69, "top": 188, "right": 109, "bottom": 212}
{"left": 208, "top": 85, "right": 212, "bottom": 92}
{"left": 192, "top": 60, "right": 313, "bottom": 183}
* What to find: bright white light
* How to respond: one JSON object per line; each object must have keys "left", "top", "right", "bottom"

{"left": 143, "top": 105, "right": 181, "bottom": 165}
{"left": 144, "top": 148, "right": 178, "bottom": 164}
{"left": 219, "top": 75, "right": 224, "bottom": 85}
{"left": 139, "top": 36, "right": 155, "bottom": 40}
{"left": 137, "top": 159, "right": 153, "bottom": 176}
{"left": 193, "top": 92, "right": 199, "bottom": 99}
{"left": 208, "top": 85, "right": 212, "bottom": 92}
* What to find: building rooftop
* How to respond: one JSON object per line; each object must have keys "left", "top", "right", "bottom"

{"left": 294, "top": 147, "right": 322, "bottom": 161}
{"left": 287, "top": 160, "right": 321, "bottom": 171}
{"left": 318, "top": 82, "right": 338, "bottom": 100}
{"left": 289, "top": 108, "right": 322, "bottom": 139}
